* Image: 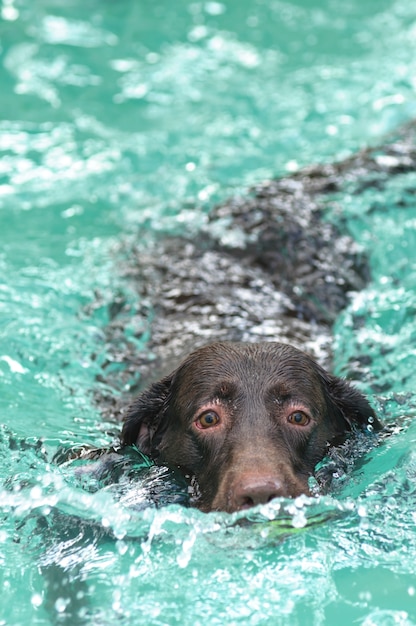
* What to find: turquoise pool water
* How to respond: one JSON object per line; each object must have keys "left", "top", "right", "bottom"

{"left": 1, "top": 1, "right": 416, "bottom": 624}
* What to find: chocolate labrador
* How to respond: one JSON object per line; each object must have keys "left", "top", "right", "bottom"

{"left": 121, "top": 341, "right": 380, "bottom": 513}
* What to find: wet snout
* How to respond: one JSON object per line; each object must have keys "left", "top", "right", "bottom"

{"left": 211, "top": 450, "right": 310, "bottom": 512}
{"left": 231, "top": 473, "right": 287, "bottom": 510}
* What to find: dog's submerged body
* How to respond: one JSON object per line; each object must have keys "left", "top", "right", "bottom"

{"left": 121, "top": 342, "right": 380, "bottom": 512}
{"left": 91, "top": 126, "right": 416, "bottom": 513}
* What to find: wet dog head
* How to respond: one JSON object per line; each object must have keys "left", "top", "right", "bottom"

{"left": 121, "top": 342, "right": 379, "bottom": 512}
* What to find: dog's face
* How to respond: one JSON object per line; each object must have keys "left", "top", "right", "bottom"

{"left": 122, "top": 342, "right": 379, "bottom": 512}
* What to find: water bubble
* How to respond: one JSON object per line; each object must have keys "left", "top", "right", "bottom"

{"left": 359, "top": 590, "right": 372, "bottom": 602}
{"left": 54, "top": 597, "right": 69, "bottom": 614}
{"left": 285, "top": 160, "right": 299, "bottom": 172}
{"left": 204, "top": 2, "right": 226, "bottom": 16}
{"left": 30, "top": 485, "right": 43, "bottom": 500}
{"left": 113, "top": 527, "right": 127, "bottom": 541}
{"left": 287, "top": 498, "right": 308, "bottom": 528}
{"left": 292, "top": 510, "right": 307, "bottom": 529}
{"left": 177, "top": 529, "right": 197, "bottom": 568}
{"left": 188, "top": 26, "right": 209, "bottom": 42}
{"left": 260, "top": 527, "right": 270, "bottom": 539}
{"left": 358, "top": 505, "right": 367, "bottom": 518}
{"left": 31, "top": 593, "right": 43, "bottom": 608}
{"left": 116, "top": 540, "right": 128, "bottom": 555}
{"left": 146, "top": 52, "right": 160, "bottom": 64}
{"left": 2, "top": 4, "right": 19, "bottom": 21}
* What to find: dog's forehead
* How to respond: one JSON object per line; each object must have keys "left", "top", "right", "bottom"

{"left": 174, "top": 342, "right": 322, "bottom": 392}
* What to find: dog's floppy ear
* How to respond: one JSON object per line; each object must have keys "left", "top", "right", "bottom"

{"left": 121, "top": 374, "right": 173, "bottom": 457}
{"left": 323, "top": 371, "right": 382, "bottom": 432}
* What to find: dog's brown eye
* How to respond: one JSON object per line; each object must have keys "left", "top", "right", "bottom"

{"left": 197, "top": 411, "right": 220, "bottom": 429}
{"left": 287, "top": 411, "right": 310, "bottom": 426}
